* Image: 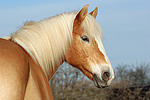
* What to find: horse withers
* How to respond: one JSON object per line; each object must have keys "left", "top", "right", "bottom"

{"left": 0, "top": 5, "right": 115, "bottom": 100}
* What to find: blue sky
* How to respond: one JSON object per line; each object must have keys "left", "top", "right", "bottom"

{"left": 0, "top": 0, "right": 150, "bottom": 68}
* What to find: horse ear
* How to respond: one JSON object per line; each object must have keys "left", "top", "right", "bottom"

{"left": 89, "top": 7, "right": 98, "bottom": 18}
{"left": 75, "top": 4, "right": 89, "bottom": 22}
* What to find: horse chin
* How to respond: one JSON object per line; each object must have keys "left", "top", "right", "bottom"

{"left": 93, "top": 74, "right": 108, "bottom": 88}
{"left": 78, "top": 66, "right": 108, "bottom": 88}
{"left": 78, "top": 65, "right": 93, "bottom": 80}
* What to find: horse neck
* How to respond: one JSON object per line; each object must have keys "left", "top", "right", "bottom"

{"left": 11, "top": 13, "right": 76, "bottom": 81}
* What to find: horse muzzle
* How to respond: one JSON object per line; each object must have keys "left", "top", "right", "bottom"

{"left": 93, "top": 71, "right": 112, "bottom": 88}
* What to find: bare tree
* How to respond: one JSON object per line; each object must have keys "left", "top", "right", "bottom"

{"left": 50, "top": 62, "right": 86, "bottom": 99}
{"left": 115, "top": 63, "right": 150, "bottom": 87}
{"left": 115, "top": 64, "right": 129, "bottom": 80}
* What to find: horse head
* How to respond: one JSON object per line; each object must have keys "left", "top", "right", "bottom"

{"left": 66, "top": 5, "right": 115, "bottom": 88}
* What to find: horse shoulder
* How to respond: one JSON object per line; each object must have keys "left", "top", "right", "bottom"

{"left": 24, "top": 54, "right": 54, "bottom": 100}
{"left": 0, "top": 38, "right": 30, "bottom": 100}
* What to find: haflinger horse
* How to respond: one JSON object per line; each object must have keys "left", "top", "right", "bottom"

{"left": 0, "top": 5, "right": 114, "bottom": 100}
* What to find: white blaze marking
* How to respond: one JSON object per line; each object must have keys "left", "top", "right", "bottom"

{"left": 95, "top": 39, "right": 109, "bottom": 63}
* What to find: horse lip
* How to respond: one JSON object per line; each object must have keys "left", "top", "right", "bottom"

{"left": 93, "top": 74, "right": 108, "bottom": 88}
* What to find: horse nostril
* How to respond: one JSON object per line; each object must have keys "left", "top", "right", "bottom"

{"left": 102, "top": 71, "right": 110, "bottom": 82}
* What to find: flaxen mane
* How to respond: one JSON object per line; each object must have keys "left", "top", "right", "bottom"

{"left": 9, "top": 12, "right": 103, "bottom": 78}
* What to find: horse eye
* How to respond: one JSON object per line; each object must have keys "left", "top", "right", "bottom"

{"left": 81, "top": 35, "right": 89, "bottom": 43}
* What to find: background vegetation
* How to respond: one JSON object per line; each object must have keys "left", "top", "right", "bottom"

{"left": 50, "top": 62, "right": 150, "bottom": 100}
